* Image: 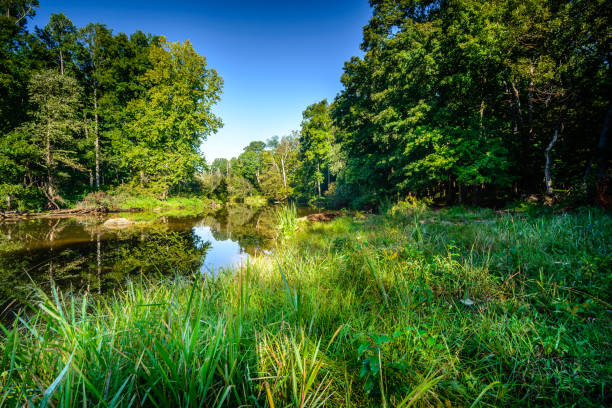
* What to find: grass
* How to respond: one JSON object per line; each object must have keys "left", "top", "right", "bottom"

{"left": 1, "top": 203, "right": 611, "bottom": 407}
{"left": 116, "top": 195, "right": 209, "bottom": 210}
{"left": 243, "top": 195, "right": 269, "bottom": 207}
{"left": 275, "top": 203, "right": 299, "bottom": 240}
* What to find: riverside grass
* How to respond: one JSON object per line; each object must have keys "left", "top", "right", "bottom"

{"left": 1, "top": 204, "right": 611, "bottom": 407}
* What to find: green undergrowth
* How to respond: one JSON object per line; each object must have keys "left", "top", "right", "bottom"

{"left": 242, "top": 195, "right": 269, "bottom": 207}
{"left": 1, "top": 204, "right": 610, "bottom": 407}
{"left": 115, "top": 195, "right": 211, "bottom": 214}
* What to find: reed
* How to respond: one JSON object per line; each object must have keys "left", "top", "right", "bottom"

{"left": 275, "top": 203, "right": 299, "bottom": 239}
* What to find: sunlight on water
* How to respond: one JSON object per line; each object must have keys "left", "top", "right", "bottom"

{"left": 193, "top": 224, "right": 250, "bottom": 274}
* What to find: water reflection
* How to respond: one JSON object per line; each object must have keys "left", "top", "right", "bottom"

{"left": 0, "top": 205, "right": 283, "bottom": 315}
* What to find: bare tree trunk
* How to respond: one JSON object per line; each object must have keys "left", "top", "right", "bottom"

{"left": 545, "top": 128, "right": 560, "bottom": 195}
{"left": 317, "top": 162, "right": 321, "bottom": 198}
{"left": 281, "top": 157, "right": 287, "bottom": 198}
{"left": 59, "top": 49, "right": 64, "bottom": 75}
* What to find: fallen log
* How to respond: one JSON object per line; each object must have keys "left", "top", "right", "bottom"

{"left": 303, "top": 211, "right": 342, "bottom": 222}
{"left": 0, "top": 206, "right": 143, "bottom": 220}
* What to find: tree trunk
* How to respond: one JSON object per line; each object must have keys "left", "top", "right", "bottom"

{"left": 545, "top": 128, "right": 560, "bottom": 195}
{"left": 317, "top": 162, "right": 321, "bottom": 198}
{"left": 45, "top": 122, "right": 58, "bottom": 209}
{"left": 528, "top": 63, "right": 534, "bottom": 143}
{"left": 281, "top": 157, "right": 287, "bottom": 198}
{"left": 94, "top": 85, "right": 100, "bottom": 188}
{"left": 447, "top": 177, "right": 455, "bottom": 205}
{"left": 59, "top": 49, "right": 64, "bottom": 75}
{"left": 597, "top": 104, "right": 612, "bottom": 179}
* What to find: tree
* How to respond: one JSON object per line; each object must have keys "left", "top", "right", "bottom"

{"left": 0, "top": 0, "right": 39, "bottom": 133}
{"left": 299, "top": 99, "right": 334, "bottom": 199}
{"left": 332, "top": 0, "right": 610, "bottom": 206}
{"left": 23, "top": 69, "right": 83, "bottom": 208}
{"left": 78, "top": 23, "right": 112, "bottom": 188}
{"left": 122, "top": 37, "right": 223, "bottom": 197}
{"left": 258, "top": 134, "right": 299, "bottom": 200}
{"left": 38, "top": 13, "right": 77, "bottom": 75}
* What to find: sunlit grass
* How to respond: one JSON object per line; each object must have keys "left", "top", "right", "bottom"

{"left": 116, "top": 195, "right": 211, "bottom": 214}
{"left": 275, "top": 203, "right": 299, "bottom": 240}
{"left": 1, "top": 205, "right": 610, "bottom": 406}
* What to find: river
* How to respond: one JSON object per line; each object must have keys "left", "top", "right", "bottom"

{"left": 0, "top": 205, "right": 315, "bottom": 317}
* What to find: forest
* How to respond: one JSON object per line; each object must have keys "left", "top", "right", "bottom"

{"left": 0, "top": 1, "right": 611, "bottom": 407}
{"left": 1, "top": 0, "right": 610, "bottom": 211}
{"left": 0, "top": 2, "right": 222, "bottom": 210}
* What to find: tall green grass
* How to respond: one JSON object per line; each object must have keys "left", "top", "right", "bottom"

{"left": 275, "top": 203, "right": 299, "bottom": 240}
{"left": 1, "top": 206, "right": 610, "bottom": 407}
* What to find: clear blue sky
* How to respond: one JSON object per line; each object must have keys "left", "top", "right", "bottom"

{"left": 31, "top": 0, "right": 372, "bottom": 162}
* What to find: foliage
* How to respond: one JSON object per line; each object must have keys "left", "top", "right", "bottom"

{"left": 297, "top": 99, "right": 335, "bottom": 201}
{"left": 0, "top": 10, "right": 222, "bottom": 210}
{"left": 121, "top": 38, "right": 223, "bottom": 197}
{"left": 331, "top": 0, "right": 611, "bottom": 207}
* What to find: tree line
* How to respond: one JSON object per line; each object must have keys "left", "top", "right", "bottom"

{"left": 0, "top": 1, "right": 222, "bottom": 210}
{"left": 2, "top": 0, "right": 610, "bottom": 210}
{"left": 212, "top": 0, "right": 610, "bottom": 208}
{"left": 327, "top": 0, "right": 611, "bottom": 208}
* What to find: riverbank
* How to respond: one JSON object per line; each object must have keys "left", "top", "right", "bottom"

{"left": 1, "top": 204, "right": 610, "bottom": 406}
{"left": 0, "top": 194, "right": 271, "bottom": 220}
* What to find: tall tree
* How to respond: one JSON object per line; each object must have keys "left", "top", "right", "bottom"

{"left": 22, "top": 69, "right": 83, "bottom": 208}
{"left": 78, "top": 23, "right": 112, "bottom": 188}
{"left": 299, "top": 99, "right": 334, "bottom": 199}
{"left": 122, "top": 37, "right": 223, "bottom": 197}
{"left": 39, "top": 13, "right": 77, "bottom": 75}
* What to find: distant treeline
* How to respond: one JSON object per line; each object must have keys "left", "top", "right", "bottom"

{"left": 216, "top": 0, "right": 610, "bottom": 208}
{"left": 0, "top": 1, "right": 222, "bottom": 210}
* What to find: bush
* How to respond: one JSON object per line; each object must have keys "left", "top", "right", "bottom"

{"left": 75, "top": 191, "right": 118, "bottom": 210}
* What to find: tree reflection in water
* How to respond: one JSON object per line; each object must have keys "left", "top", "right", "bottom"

{"left": 0, "top": 205, "right": 279, "bottom": 317}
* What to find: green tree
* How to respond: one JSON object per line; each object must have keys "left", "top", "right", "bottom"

{"left": 38, "top": 13, "right": 77, "bottom": 75}
{"left": 78, "top": 23, "right": 113, "bottom": 188}
{"left": 299, "top": 99, "right": 334, "bottom": 199}
{"left": 122, "top": 37, "right": 223, "bottom": 197}
{"left": 21, "top": 69, "right": 83, "bottom": 208}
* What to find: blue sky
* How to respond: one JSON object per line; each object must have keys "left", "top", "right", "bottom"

{"left": 31, "top": 0, "right": 372, "bottom": 161}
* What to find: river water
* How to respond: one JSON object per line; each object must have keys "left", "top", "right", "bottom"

{"left": 0, "top": 205, "right": 314, "bottom": 316}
